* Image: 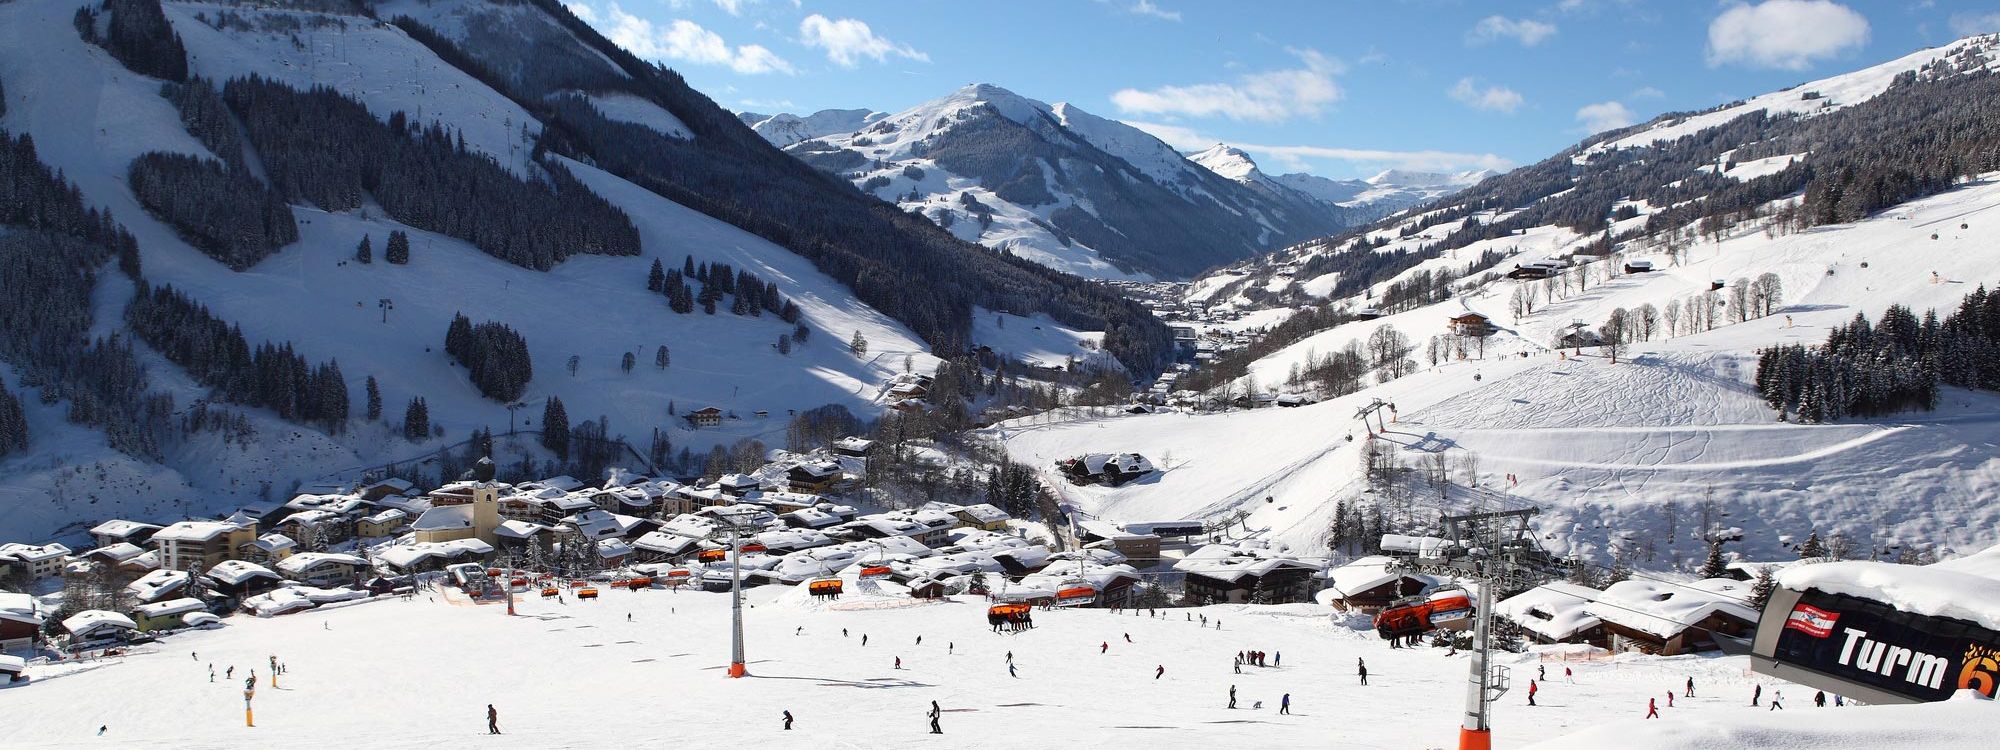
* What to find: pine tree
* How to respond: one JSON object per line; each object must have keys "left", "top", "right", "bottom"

{"left": 1799, "top": 530, "right": 1827, "bottom": 559}
{"left": 621, "top": 351, "right": 635, "bottom": 373}
{"left": 646, "top": 258, "right": 665, "bottom": 292}
{"left": 777, "top": 334, "right": 792, "bottom": 355}
{"left": 655, "top": 345, "right": 669, "bottom": 370}
{"left": 365, "top": 375, "right": 381, "bottom": 421}
{"left": 0, "top": 383, "right": 29, "bottom": 457}
{"left": 541, "top": 396, "right": 570, "bottom": 460}
{"left": 355, "top": 235, "right": 372, "bottom": 264}
{"left": 403, "top": 396, "right": 428, "bottom": 442}
{"left": 385, "top": 230, "right": 410, "bottom": 264}
{"left": 1749, "top": 566, "right": 1777, "bottom": 611}
{"left": 849, "top": 331, "right": 868, "bottom": 357}
{"left": 1697, "top": 540, "right": 1729, "bottom": 579}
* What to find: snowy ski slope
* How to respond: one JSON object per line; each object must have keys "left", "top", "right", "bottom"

{"left": 0, "top": 579, "right": 1876, "bottom": 749}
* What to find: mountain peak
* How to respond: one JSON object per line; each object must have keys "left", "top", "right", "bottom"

{"left": 1189, "top": 143, "right": 1262, "bottom": 181}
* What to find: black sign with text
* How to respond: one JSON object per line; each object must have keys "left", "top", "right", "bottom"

{"left": 1773, "top": 590, "right": 2000, "bottom": 702}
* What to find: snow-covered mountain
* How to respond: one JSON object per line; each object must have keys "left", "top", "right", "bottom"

{"left": 765, "top": 84, "right": 1355, "bottom": 280}
{"left": 1022, "top": 32, "right": 2000, "bottom": 568}
{"left": 1188, "top": 143, "right": 1491, "bottom": 217}
{"left": 0, "top": 0, "right": 1166, "bottom": 542}
{"left": 736, "top": 108, "right": 886, "bottom": 148}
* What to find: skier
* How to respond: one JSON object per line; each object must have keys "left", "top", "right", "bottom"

{"left": 1124, "top": 633, "right": 1132, "bottom": 643}
{"left": 97, "top": 726, "right": 106, "bottom": 736}
{"left": 928, "top": 701, "right": 943, "bottom": 734}
{"left": 627, "top": 613, "right": 632, "bottom": 622}
{"left": 226, "top": 667, "right": 234, "bottom": 680}
{"left": 1752, "top": 684, "right": 1762, "bottom": 707}
{"left": 1564, "top": 666, "right": 1574, "bottom": 683}
{"left": 783, "top": 710, "right": 794, "bottom": 730}
{"left": 1539, "top": 664, "right": 1546, "bottom": 681}
{"left": 487, "top": 704, "right": 501, "bottom": 735}
{"left": 1666, "top": 691, "right": 1674, "bottom": 708}
{"left": 1274, "top": 652, "right": 1281, "bottom": 668}
{"left": 1155, "top": 664, "right": 1166, "bottom": 680}
{"left": 1280, "top": 693, "right": 1291, "bottom": 715}
{"left": 1815, "top": 691, "right": 1826, "bottom": 708}
{"left": 1835, "top": 694, "right": 1844, "bottom": 707}
{"left": 916, "top": 636, "right": 923, "bottom": 646}
{"left": 895, "top": 657, "right": 902, "bottom": 670}
{"left": 796, "top": 627, "right": 803, "bottom": 636}
{"left": 843, "top": 628, "right": 849, "bottom": 638}
{"left": 1102, "top": 641, "right": 1109, "bottom": 654}
{"left": 192, "top": 652, "right": 198, "bottom": 661}
{"left": 949, "top": 643, "right": 954, "bottom": 655}
{"left": 1008, "top": 663, "right": 1017, "bottom": 678}
{"left": 862, "top": 634, "right": 869, "bottom": 646}
{"left": 1006, "top": 651, "right": 1013, "bottom": 665}
{"left": 1528, "top": 680, "right": 1538, "bottom": 706}
{"left": 1685, "top": 677, "right": 1695, "bottom": 697}
{"left": 1646, "top": 698, "right": 1658, "bottom": 719}
{"left": 209, "top": 666, "right": 215, "bottom": 683}
{"left": 1358, "top": 658, "right": 1369, "bottom": 685}
{"left": 1228, "top": 685, "right": 1237, "bottom": 709}
{"left": 1769, "top": 690, "right": 1784, "bottom": 710}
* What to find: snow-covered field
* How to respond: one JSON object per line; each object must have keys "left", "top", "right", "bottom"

{"left": 0, "top": 582, "right": 1895, "bottom": 749}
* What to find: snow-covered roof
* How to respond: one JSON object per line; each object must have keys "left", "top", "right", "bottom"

{"left": 1586, "top": 578, "right": 1758, "bottom": 638}
{"left": 834, "top": 436, "right": 875, "bottom": 452}
{"left": 275, "top": 552, "right": 368, "bottom": 575}
{"left": 62, "top": 610, "right": 135, "bottom": 636}
{"left": 243, "top": 588, "right": 319, "bottom": 617}
{"left": 1497, "top": 583, "right": 1604, "bottom": 641}
{"left": 1322, "top": 556, "right": 1438, "bottom": 597}
{"left": 752, "top": 528, "right": 836, "bottom": 552}
{"left": 410, "top": 505, "right": 476, "bottom": 533}
{"left": 783, "top": 507, "right": 842, "bottom": 528}
{"left": 521, "top": 475, "right": 585, "bottom": 492}
{"left": 1018, "top": 559, "right": 1139, "bottom": 593}
{"left": 632, "top": 529, "right": 702, "bottom": 555}
{"left": 127, "top": 569, "right": 191, "bottom": 602}
{"left": 90, "top": 519, "right": 162, "bottom": 538}
{"left": 204, "top": 560, "right": 281, "bottom": 586}
{"left": 716, "top": 473, "right": 761, "bottom": 489}
{"left": 152, "top": 521, "right": 242, "bottom": 543}
{"left": 954, "top": 503, "right": 1011, "bottom": 524}
{"left": 597, "top": 538, "right": 634, "bottom": 559}
{"left": 284, "top": 493, "right": 366, "bottom": 513}
{"left": 133, "top": 597, "right": 207, "bottom": 619}
{"left": 374, "top": 539, "right": 493, "bottom": 570}
{"left": 1779, "top": 543, "right": 2000, "bottom": 632}
{"left": 0, "top": 542, "right": 71, "bottom": 562}
{"left": 1175, "top": 541, "right": 1322, "bottom": 584}
{"left": 565, "top": 510, "right": 644, "bottom": 540}
{"left": 0, "top": 591, "right": 40, "bottom": 623}
{"left": 496, "top": 520, "right": 549, "bottom": 539}
{"left": 363, "top": 508, "right": 409, "bottom": 526}
{"left": 86, "top": 542, "right": 146, "bottom": 562}
{"left": 1076, "top": 519, "right": 1151, "bottom": 541}
{"left": 1380, "top": 534, "right": 1451, "bottom": 557}
{"left": 253, "top": 533, "right": 296, "bottom": 553}
{"left": 0, "top": 654, "right": 25, "bottom": 672}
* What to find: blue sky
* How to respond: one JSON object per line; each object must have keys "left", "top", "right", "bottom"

{"left": 563, "top": 0, "right": 2000, "bottom": 179}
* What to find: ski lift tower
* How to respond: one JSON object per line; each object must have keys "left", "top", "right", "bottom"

{"left": 1354, "top": 398, "right": 1394, "bottom": 438}
{"left": 1389, "top": 506, "right": 1551, "bottom": 750}
{"left": 708, "top": 512, "right": 759, "bottom": 678}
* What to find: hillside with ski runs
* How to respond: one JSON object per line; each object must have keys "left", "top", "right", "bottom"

{"left": 0, "top": 0, "right": 1169, "bottom": 542}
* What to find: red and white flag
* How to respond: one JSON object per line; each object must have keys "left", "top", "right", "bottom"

{"left": 1785, "top": 603, "right": 1839, "bottom": 638}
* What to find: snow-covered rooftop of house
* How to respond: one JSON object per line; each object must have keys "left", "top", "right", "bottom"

{"left": 496, "top": 520, "right": 548, "bottom": 539}
{"left": 0, "top": 541, "right": 70, "bottom": 562}
{"left": 1587, "top": 578, "right": 1757, "bottom": 638}
{"left": 633, "top": 529, "right": 701, "bottom": 555}
{"left": 0, "top": 654, "right": 24, "bottom": 672}
{"left": 253, "top": 533, "right": 297, "bottom": 553}
{"left": 1076, "top": 519, "right": 1151, "bottom": 541}
{"left": 1322, "top": 555, "right": 1438, "bottom": 598}
{"left": 1497, "top": 583, "right": 1604, "bottom": 641}
{"left": 89, "top": 519, "right": 162, "bottom": 538}
{"left": 284, "top": 493, "right": 365, "bottom": 513}
{"left": 752, "top": 528, "right": 836, "bottom": 552}
{"left": 596, "top": 538, "right": 633, "bottom": 560}
{"left": 86, "top": 542, "right": 146, "bottom": 562}
{"left": 278, "top": 509, "right": 344, "bottom": 529}
{"left": 61, "top": 610, "right": 135, "bottom": 636}
{"left": 1175, "top": 540, "right": 1320, "bottom": 583}
{"left": 243, "top": 588, "right": 319, "bottom": 617}
{"left": 834, "top": 436, "right": 875, "bottom": 452}
{"left": 410, "top": 505, "right": 475, "bottom": 533}
{"left": 521, "top": 476, "right": 585, "bottom": 493}
{"left": 364, "top": 478, "right": 416, "bottom": 495}
{"left": 716, "top": 473, "right": 762, "bottom": 489}
{"left": 127, "top": 569, "right": 190, "bottom": 601}
{"left": 0, "top": 591, "right": 40, "bottom": 618}
{"left": 742, "top": 490, "right": 823, "bottom": 508}
{"left": 1018, "top": 559, "right": 1139, "bottom": 593}
{"left": 783, "top": 507, "right": 842, "bottom": 528}
{"left": 955, "top": 503, "right": 1011, "bottom": 523}
{"left": 1778, "top": 543, "right": 2000, "bottom": 632}
{"left": 132, "top": 597, "right": 206, "bottom": 619}
{"left": 1380, "top": 534, "right": 1452, "bottom": 558}
{"left": 204, "top": 560, "right": 280, "bottom": 586}
{"left": 374, "top": 539, "right": 493, "bottom": 570}
{"left": 363, "top": 508, "right": 408, "bottom": 526}
{"left": 565, "top": 510, "right": 644, "bottom": 540}
{"left": 275, "top": 552, "right": 368, "bottom": 575}
{"left": 152, "top": 521, "right": 241, "bottom": 543}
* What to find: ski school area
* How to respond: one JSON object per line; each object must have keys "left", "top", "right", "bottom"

{"left": 4, "top": 572, "right": 1975, "bottom": 750}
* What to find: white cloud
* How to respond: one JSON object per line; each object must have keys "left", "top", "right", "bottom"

{"left": 1575, "top": 101, "right": 1637, "bottom": 132}
{"left": 600, "top": 6, "right": 794, "bottom": 75}
{"left": 1628, "top": 85, "right": 1665, "bottom": 99}
{"left": 1467, "top": 15, "right": 1558, "bottom": 46}
{"left": 1110, "top": 48, "right": 1343, "bottom": 123}
{"left": 798, "top": 14, "right": 929, "bottom": 68}
{"left": 712, "top": 0, "right": 747, "bottom": 15}
{"left": 1707, "top": 1, "right": 1869, "bottom": 70}
{"left": 1950, "top": 11, "right": 2000, "bottom": 36}
{"left": 1123, "top": 120, "right": 1513, "bottom": 174}
{"left": 565, "top": 2, "right": 596, "bottom": 23}
{"left": 1128, "top": 0, "right": 1180, "bottom": 21}
{"left": 1448, "top": 78, "right": 1525, "bottom": 113}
